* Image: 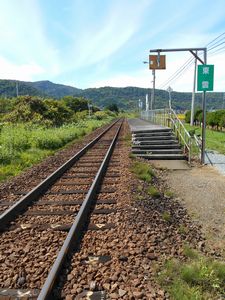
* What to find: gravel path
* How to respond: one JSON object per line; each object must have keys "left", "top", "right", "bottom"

{"left": 163, "top": 164, "right": 225, "bottom": 257}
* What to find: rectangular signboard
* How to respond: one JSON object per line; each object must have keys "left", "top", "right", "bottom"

{"left": 197, "top": 65, "right": 214, "bottom": 91}
{"left": 149, "top": 55, "right": 166, "bottom": 69}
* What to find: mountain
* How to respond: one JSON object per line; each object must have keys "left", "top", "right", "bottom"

{"left": 28, "top": 80, "right": 82, "bottom": 98}
{"left": 0, "top": 79, "right": 224, "bottom": 111}
{"left": 0, "top": 79, "right": 45, "bottom": 98}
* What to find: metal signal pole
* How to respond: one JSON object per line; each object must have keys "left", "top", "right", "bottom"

{"left": 190, "top": 52, "right": 197, "bottom": 126}
{"left": 151, "top": 70, "right": 156, "bottom": 110}
{"left": 150, "top": 47, "right": 207, "bottom": 164}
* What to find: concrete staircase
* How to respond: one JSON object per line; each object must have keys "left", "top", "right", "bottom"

{"left": 132, "top": 128, "right": 186, "bottom": 160}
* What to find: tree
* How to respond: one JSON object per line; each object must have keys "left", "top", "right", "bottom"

{"left": 185, "top": 110, "right": 191, "bottom": 123}
{"left": 62, "top": 96, "right": 88, "bottom": 112}
{"left": 105, "top": 103, "right": 119, "bottom": 113}
{"left": 43, "top": 99, "right": 73, "bottom": 126}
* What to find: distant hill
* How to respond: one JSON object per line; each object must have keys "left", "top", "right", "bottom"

{"left": 28, "top": 80, "right": 82, "bottom": 98}
{"left": 0, "top": 79, "right": 224, "bottom": 111}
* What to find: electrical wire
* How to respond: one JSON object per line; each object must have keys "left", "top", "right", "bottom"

{"left": 158, "top": 31, "right": 225, "bottom": 89}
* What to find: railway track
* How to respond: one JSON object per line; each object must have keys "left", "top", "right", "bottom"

{"left": 0, "top": 119, "right": 123, "bottom": 299}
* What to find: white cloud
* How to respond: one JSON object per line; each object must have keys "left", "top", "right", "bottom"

{"left": 0, "top": 56, "right": 45, "bottom": 81}
{"left": 0, "top": 0, "right": 60, "bottom": 78}
{"left": 70, "top": 0, "right": 152, "bottom": 69}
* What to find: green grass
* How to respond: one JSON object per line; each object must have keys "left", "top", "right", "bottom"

{"left": 162, "top": 211, "right": 172, "bottom": 222}
{"left": 178, "top": 225, "right": 189, "bottom": 235}
{"left": 147, "top": 186, "right": 160, "bottom": 198}
{"left": 185, "top": 123, "right": 225, "bottom": 155}
{"left": 158, "top": 247, "right": 225, "bottom": 300}
{"left": 131, "top": 161, "right": 155, "bottom": 183}
{"left": 164, "top": 190, "right": 174, "bottom": 198}
{"left": 0, "top": 117, "right": 113, "bottom": 182}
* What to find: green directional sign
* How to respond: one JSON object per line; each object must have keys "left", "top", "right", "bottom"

{"left": 197, "top": 65, "right": 214, "bottom": 91}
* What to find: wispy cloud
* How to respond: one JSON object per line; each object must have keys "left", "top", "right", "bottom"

{"left": 68, "top": 0, "right": 152, "bottom": 69}
{"left": 0, "top": 0, "right": 59, "bottom": 78}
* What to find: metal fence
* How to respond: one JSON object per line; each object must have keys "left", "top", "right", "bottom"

{"left": 141, "top": 109, "right": 201, "bottom": 163}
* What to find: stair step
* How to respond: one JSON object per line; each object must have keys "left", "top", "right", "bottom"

{"left": 132, "top": 128, "right": 171, "bottom": 134}
{"left": 132, "top": 132, "right": 172, "bottom": 137}
{"left": 134, "top": 136, "right": 176, "bottom": 141}
{"left": 132, "top": 144, "right": 181, "bottom": 149}
{"left": 136, "top": 140, "right": 179, "bottom": 145}
{"left": 135, "top": 154, "right": 187, "bottom": 160}
{"left": 132, "top": 149, "right": 183, "bottom": 154}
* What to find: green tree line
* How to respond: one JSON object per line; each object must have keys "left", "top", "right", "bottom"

{"left": 185, "top": 109, "right": 225, "bottom": 130}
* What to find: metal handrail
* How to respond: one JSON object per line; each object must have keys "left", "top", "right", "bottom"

{"left": 141, "top": 108, "right": 192, "bottom": 162}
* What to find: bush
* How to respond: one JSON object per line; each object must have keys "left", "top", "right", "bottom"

{"left": 185, "top": 110, "right": 191, "bottom": 123}
{"left": 206, "top": 110, "right": 225, "bottom": 130}
{"left": 94, "top": 111, "right": 109, "bottom": 120}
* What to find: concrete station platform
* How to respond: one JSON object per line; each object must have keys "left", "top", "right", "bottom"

{"left": 128, "top": 118, "right": 170, "bottom": 132}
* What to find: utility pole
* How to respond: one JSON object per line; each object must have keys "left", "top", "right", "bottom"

{"left": 190, "top": 52, "right": 197, "bottom": 126}
{"left": 145, "top": 94, "right": 149, "bottom": 111}
{"left": 201, "top": 50, "right": 207, "bottom": 165}
{"left": 167, "top": 86, "right": 173, "bottom": 109}
{"left": 151, "top": 70, "right": 156, "bottom": 109}
{"left": 88, "top": 102, "right": 92, "bottom": 117}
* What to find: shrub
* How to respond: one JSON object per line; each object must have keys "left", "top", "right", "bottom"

{"left": 185, "top": 110, "right": 191, "bottom": 123}
{"left": 94, "top": 111, "right": 109, "bottom": 120}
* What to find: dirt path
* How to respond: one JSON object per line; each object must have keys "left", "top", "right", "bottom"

{"left": 163, "top": 164, "right": 225, "bottom": 257}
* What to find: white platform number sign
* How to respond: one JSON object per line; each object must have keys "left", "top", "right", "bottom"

{"left": 197, "top": 65, "right": 214, "bottom": 91}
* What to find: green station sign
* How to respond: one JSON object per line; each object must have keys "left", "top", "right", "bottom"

{"left": 197, "top": 65, "right": 214, "bottom": 91}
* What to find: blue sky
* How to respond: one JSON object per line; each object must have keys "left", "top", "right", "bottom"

{"left": 0, "top": 0, "right": 225, "bottom": 92}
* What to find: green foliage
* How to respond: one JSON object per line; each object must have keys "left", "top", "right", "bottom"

{"left": 185, "top": 110, "right": 191, "bottom": 123}
{"left": 0, "top": 117, "right": 113, "bottom": 182}
{"left": 0, "top": 125, "right": 32, "bottom": 164}
{"left": 1, "top": 95, "right": 96, "bottom": 126}
{"left": 178, "top": 225, "right": 189, "bottom": 235}
{"left": 164, "top": 190, "right": 174, "bottom": 198}
{"left": 94, "top": 111, "right": 110, "bottom": 120}
{"left": 0, "top": 97, "right": 16, "bottom": 113}
{"left": 207, "top": 110, "right": 225, "bottom": 130}
{"left": 43, "top": 98, "right": 73, "bottom": 126}
{"left": 105, "top": 103, "right": 119, "bottom": 113}
{"left": 185, "top": 123, "right": 225, "bottom": 154}
{"left": 1, "top": 79, "right": 225, "bottom": 111}
{"left": 186, "top": 109, "right": 225, "bottom": 131}
{"left": 158, "top": 251, "right": 225, "bottom": 300}
{"left": 183, "top": 245, "right": 199, "bottom": 259}
{"left": 62, "top": 96, "right": 88, "bottom": 112}
{"left": 147, "top": 186, "right": 160, "bottom": 198}
{"left": 194, "top": 109, "right": 203, "bottom": 124}
{"left": 131, "top": 161, "right": 154, "bottom": 183}
{"left": 162, "top": 211, "right": 171, "bottom": 222}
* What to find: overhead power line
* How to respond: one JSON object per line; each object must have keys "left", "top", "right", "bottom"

{"left": 158, "top": 31, "right": 225, "bottom": 89}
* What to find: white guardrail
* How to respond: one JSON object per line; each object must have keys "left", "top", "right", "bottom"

{"left": 141, "top": 109, "right": 202, "bottom": 163}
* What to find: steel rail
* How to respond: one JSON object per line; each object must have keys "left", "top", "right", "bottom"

{"left": 37, "top": 120, "right": 123, "bottom": 300}
{"left": 0, "top": 119, "right": 120, "bottom": 231}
